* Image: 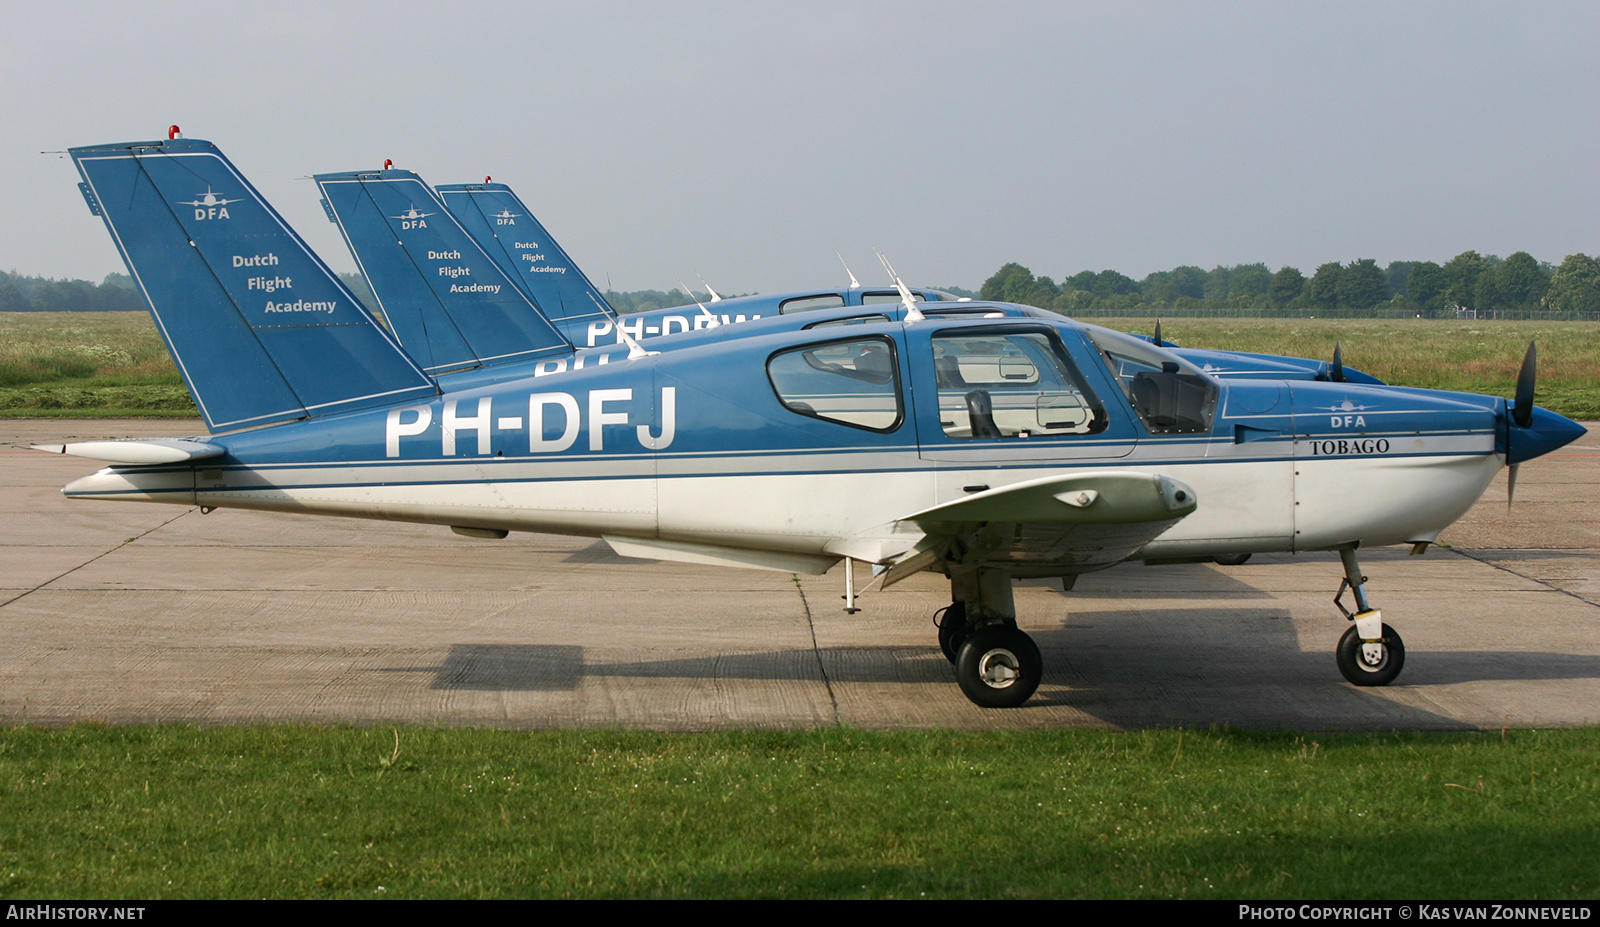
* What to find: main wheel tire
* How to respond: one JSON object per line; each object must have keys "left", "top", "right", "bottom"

{"left": 955, "top": 627, "right": 1042, "bottom": 708}
{"left": 937, "top": 602, "right": 968, "bottom": 664}
{"left": 1336, "top": 623, "right": 1406, "bottom": 686}
{"left": 1213, "top": 553, "right": 1252, "bottom": 566}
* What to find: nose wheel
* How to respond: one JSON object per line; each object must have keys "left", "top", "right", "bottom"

{"left": 1333, "top": 547, "right": 1406, "bottom": 686}
{"left": 1336, "top": 623, "right": 1405, "bottom": 686}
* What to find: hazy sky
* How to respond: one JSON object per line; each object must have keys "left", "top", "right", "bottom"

{"left": 3, "top": 0, "right": 1596, "bottom": 293}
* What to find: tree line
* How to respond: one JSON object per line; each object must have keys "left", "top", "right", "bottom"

{"left": 10, "top": 255, "right": 1598, "bottom": 320}
{"left": 0, "top": 271, "right": 144, "bottom": 312}
{"left": 980, "top": 252, "right": 1600, "bottom": 319}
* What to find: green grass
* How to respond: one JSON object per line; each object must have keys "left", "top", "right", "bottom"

{"left": 0, "top": 312, "right": 190, "bottom": 417}
{"left": 2, "top": 725, "right": 1596, "bottom": 899}
{"left": 4, "top": 313, "right": 1600, "bottom": 419}
{"left": 1102, "top": 317, "right": 1600, "bottom": 419}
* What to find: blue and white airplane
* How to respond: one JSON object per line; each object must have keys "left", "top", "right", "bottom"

{"left": 319, "top": 167, "right": 1383, "bottom": 390}
{"left": 48, "top": 137, "right": 1585, "bottom": 707}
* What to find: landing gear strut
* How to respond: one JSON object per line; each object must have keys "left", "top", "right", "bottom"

{"left": 936, "top": 602, "right": 968, "bottom": 664}
{"left": 1333, "top": 547, "right": 1405, "bottom": 686}
{"left": 940, "top": 567, "right": 1042, "bottom": 707}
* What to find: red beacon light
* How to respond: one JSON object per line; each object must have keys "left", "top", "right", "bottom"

{"left": 168, "top": 125, "right": 181, "bottom": 140}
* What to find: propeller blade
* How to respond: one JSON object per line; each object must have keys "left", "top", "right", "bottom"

{"left": 1332, "top": 342, "right": 1345, "bottom": 383}
{"left": 1513, "top": 341, "right": 1536, "bottom": 429}
{"left": 1507, "top": 463, "right": 1520, "bottom": 512}
{"left": 1153, "top": 319, "right": 1163, "bottom": 346}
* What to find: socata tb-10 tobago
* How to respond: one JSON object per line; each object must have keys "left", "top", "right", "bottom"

{"left": 47, "top": 136, "right": 1584, "bottom": 707}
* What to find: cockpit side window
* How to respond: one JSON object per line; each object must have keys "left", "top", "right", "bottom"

{"left": 767, "top": 336, "right": 903, "bottom": 432}
{"left": 931, "top": 329, "right": 1107, "bottom": 439}
{"left": 1082, "top": 327, "right": 1218, "bottom": 435}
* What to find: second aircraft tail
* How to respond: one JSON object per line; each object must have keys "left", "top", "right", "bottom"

{"left": 315, "top": 169, "right": 574, "bottom": 376}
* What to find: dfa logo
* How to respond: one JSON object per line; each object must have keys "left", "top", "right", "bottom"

{"left": 492, "top": 209, "right": 519, "bottom": 226}
{"left": 391, "top": 205, "right": 433, "bottom": 230}
{"left": 178, "top": 187, "right": 239, "bottom": 220}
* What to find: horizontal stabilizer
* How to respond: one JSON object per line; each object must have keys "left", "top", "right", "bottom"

{"left": 437, "top": 183, "right": 614, "bottom": 344}
{"left": 605, "top": 535, "right": 839, "bottom": 575}
{"left": 315, "top": 170, "right": 572, "bottom": 375}
{"left": 33, "top": 439, "right": 225, "bottom": 464}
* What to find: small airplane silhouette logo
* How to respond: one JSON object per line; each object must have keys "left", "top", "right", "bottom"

{"left": 492, "top": 209, "right": 520, "bottom": 221}
{"left": 177, "top": 187, "right": 239, "bottom": 208}
{"left": 390, "top": 205, "right": 435, "bottom": 221}
{"left": 1327, "top": 399, "right": 1371, "bottom": 413}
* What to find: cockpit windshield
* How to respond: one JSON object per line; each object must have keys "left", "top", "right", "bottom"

{"left": 1082, "top": 326, "right": 1219, "bottom": 435}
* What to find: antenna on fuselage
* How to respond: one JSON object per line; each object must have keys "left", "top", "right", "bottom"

{"left": 694, "top": 271, "right": 723, "bottom": 302}
{"left": 875, "top": 249, "right": 924, "bottom": 322}
{"left": 837, "top": 251, "right": 863, "bottom": 289}
{"left": 615, "top": 321, "right": 653, "bottom": 359}
{"left": 580, "top": 271, "right": 650, "bottom": 358}
{"left": 680, "top": 281, "right": 720, "bottom": 325}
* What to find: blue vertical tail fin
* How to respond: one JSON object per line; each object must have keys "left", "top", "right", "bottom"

{"left": 436, "top": 182, "right": 615, "bottom": 345}
{"left": 314, "top": 170, "right": 573, "bottom": 376}
{"left": 70, "top": 139, "right": 437, "bottom": 433}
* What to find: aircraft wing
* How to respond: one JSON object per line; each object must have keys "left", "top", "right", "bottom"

{"left": 882, "top": 470, "right": 1197, "bottom": 587}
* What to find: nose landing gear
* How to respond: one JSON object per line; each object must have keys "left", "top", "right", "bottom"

{"left": 1333, "top": 547, "right": 1406, "bottom": 686}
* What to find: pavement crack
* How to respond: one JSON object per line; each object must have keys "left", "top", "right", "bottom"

{"left": 793, "top": 574, "right": 840, "bottom": 725}
{"left": 0, "top": 508, "right": 196, "bottom": 609}
{"left": 1449, "top": 547, "right": 1600, "bottom": 609}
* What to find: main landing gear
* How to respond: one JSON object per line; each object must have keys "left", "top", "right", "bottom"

{"left": 936, "top": 567, "right": 1043, "bottom": 707}
{"left": 1333, "top": 547, "right": 1405, "bottom": 686}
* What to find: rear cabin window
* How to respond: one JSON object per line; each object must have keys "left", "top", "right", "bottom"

{"left": 924, "top": 307, "right": 1008, "bottom": 319}
{"left": 859, "top": 290, "right": 935, "bottom": 305}
{"left": 768, "top": 337, "right": 902, "bottom": 432}
{"left": 931, "top": 329, "right": 1107, "bottom": 439}
{"left": 778, "top": 294, "right": 847, "bottom": 314}
{"left": 804, "top": 313, "right": 891, "bottom": 330}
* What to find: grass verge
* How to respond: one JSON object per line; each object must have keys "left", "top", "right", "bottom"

{"left": 2, "top": 725, "right": 1596, "bottom": 899}
{"left": 1103, "top": 317, "right": 1600, "bottom": 419}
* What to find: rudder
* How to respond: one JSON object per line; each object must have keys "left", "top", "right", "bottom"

{"left": 71, "top": 139, "right": 436, "bottom": 432}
